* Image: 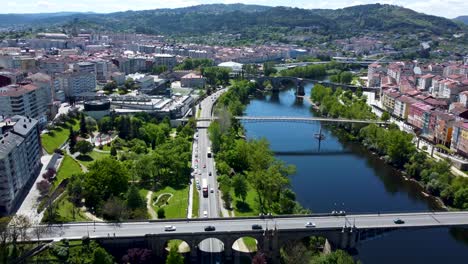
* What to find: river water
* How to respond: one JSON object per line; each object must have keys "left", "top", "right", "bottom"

{"left": 242, "top": 83, "right": 468, "bottom": 264}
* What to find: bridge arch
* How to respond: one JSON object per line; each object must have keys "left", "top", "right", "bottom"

{"left": 232, "top": 236, "right": 259, "bottom": 253}
{"left": 197, "top": 237, "right": 225, "bottom": 253}
{"left": 164, "top": 239, "right": 191, "bottom": 253}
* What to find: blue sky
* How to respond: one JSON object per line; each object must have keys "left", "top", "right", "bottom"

{"left": 3, "top": 1, "right": 467, "bottom": 18}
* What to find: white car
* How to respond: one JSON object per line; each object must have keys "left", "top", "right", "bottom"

{"left": 164, "top": 225, "right": 176, "bottom": 231}
{"left": 305, "top": 222, "right": 316, "bottom": 228}
{"left": 210, "top": 188, "right": 214, "bottom": 193}
{"left": 203, "top": 210, "right": 208, "bottom": 218}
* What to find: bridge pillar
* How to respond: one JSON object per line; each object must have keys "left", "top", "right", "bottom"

{"left": 190, "top": 241, "right": 198, "bottom": 263}
{"left": 261, "top": 229, "right": 280, "bottom": 264}
{"left": 296, "top": 84, "right": 305, "bottom": 96}
{"left": 146, "top": 236, "right": 166, "bottom": 258}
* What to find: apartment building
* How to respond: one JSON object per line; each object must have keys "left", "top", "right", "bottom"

{"left": 0, "top": 84, "right": 50, "bottom": 124}
{"left": 0, "top": 116, "right": 41, "bottom": 215}
{"left": 56, "top": 71, "right": 96, "bottom": 98}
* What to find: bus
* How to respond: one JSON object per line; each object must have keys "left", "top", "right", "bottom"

{"left": 207, "top": 147, "right": 212, "bottom": 158}
{"left": 202, "top": 179, "right": 208, "bottom": 197}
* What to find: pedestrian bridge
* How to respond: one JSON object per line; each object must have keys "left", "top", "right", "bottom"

{"left": 182, "top": 116, "right": 389, "bottom": 125}
{"left": 32, "top": 211, "right": 468, "bottom": 263}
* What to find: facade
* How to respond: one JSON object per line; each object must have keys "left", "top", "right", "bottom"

{"left": 56, "top": 71, "right": 96, "bottom": 98}
{"left": 181, "top": 73, "right": 206, "bottom": 88}
{"left": 408, "top": 102, "right": 434, "bottom": 134}
{"left": 451, "top": 122, "right": 468, "bottom": 156}
{"left": 393, "top": 95, "right": 417, "bottom": 120}
{"left": 430, "top": 111, "right": 455, "bottom": 146}
{"left": 0, "top": 116, "right": 41, "bottom": 215}
{"left": 84, "top": 100, "right": 111, "bottom": 120}
{"left": 153, "top": 54, "right": 177, "bottom": 69}
{"left": 381, "top": 89, "right": 400, "bottom": 113}
{"left": 0, "top": 84, "right": 50, "bottom": 124}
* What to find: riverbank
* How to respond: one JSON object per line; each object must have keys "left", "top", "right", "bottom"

{"left": 308, "top": 84, "right": 468, "bottom": 211}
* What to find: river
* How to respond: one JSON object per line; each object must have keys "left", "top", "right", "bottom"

{"left": 242, "top": 83, "right": 468, "bottom": 263}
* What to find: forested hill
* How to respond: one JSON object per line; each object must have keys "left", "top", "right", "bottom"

{"left": 1, "top": 4, "right": 465, "bottom": 37}
{"left": 67, "top": 4, "right": 465, "bottom": 36}
{"left": 454, "top": 16, "right": 468, "bottom": 25}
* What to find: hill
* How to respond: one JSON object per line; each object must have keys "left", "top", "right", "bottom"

{"left": 454, "top": 16, "right": 468, "bottom": 25}
{"left": 0, "top": 4, "right": 464, "bottom": 41}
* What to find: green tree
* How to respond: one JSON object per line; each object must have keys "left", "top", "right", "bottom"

{"left": 80, "top": 113, "right": 88, "bottom": 136}
{"left": 124, "top": 78, "right": 137, "bottom": 90}
{"left": 311, "top": 249, "right": 358, "bottom": 264}
{"left": 263, "top": 62, "right": 277, "bottom": 76}
{"left": 98, "top": 116, "right": 113, "bottom": 133}
{"left": 83, "top": 157, "right": 130, "bottom": 209}
{"left": 85, "top": 116, "right": 98, "bottom": 133}
{"left": 339, "top": 71, "right": 353, "bottom": 84}
{"left": 126, "top": 185, "right": 145, "bottom": 210}
{"left": 110, "top": 146, "right": 117, "bottom": 157}
{"left": 75, "top": 140, "right": 94, "bottom": 156}
{"left": 103, "top": 81, "right": 117, "bottom": 93}
{"left": 166, "top": 245, "right": 184, "bottom": 264}
{"left": 454, "top": 188, "right": 468, "bottom": 209}
{"left": 92, "top": 247, "right": 114, "bottom": 264}
{"left": 232, "top": 175, "right": 248, "bottom": 202}
{"left": 157, "top": 208, "right": 165, "bottom": 219}
{"left": 68, "top": 127, "right": 77, "bottom": 152}
{"left": 381, "top": 111, "right": 391, "bottom": 122}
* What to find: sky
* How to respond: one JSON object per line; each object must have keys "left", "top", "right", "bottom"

{"left": 2, "top": 0, "right": 467, "bottom": 18}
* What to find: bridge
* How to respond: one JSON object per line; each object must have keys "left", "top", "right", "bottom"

{"left": 29, "top": 211, "right": 468, "bottom": 263}
{"left": 253, "top": 76, "right": 380, "bottom": 97}
{"left": 183, "top": 116, "right": 389, "bottom": 126}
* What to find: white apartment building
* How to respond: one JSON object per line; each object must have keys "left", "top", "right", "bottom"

{"left": 56, "top": 71, "right": 96, "bottom": 98}
{"left": 0, "top": 84, "right": 50, "bottom": 124}
{"left": 0, "top": 116, "right": 41, "bottom": 215}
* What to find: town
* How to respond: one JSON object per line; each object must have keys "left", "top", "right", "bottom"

{"left": 0, "top": 3, "right": 468, "bottom": 264}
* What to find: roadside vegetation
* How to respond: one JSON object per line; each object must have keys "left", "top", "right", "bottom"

{"left": 208, "top": 80, "right": 306, "bottom": 216}
{"left": 42, "top": 113, "right": 195, "bottom": 223}
{"left": 311, "top": 84, "right": 468, "bottom": 209}
{"left": 41, "top": 114, "right": 80, "bottom": 154}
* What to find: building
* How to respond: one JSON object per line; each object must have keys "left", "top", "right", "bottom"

{"left": 451, "top": 121, "right": 468, "bottom": 157}
{"left": 153, "top": 54, "right": 177, "bottom": 69}
{"left": 84, "top": 100, "right": 111, "bottom": 120}
{"left": 408, "top": 102, "right": 434, "bottom": 134}
{"left": 0, "top": 84, "right": 50, "bottom": 124}
{"left": 430, "top": 111, "right": 455, "bottom": 146}
{"left": 393, "top": 95, "right": 418, "bottom": 120}
{"left": 111, "top": 72, "right": 126, "bottom": 86}
{"left": 381, "top": 89, "right": 401, "bottom": 113}
{"left": 0, "top": 116, "right": 41, "bottom": 215}
{"left": 418, "top": 74, "right": 434, "bottom": 91}
{"left": 56, "top": 71, "right": 96, "bottom": 98}
{"left": 74, "top": 62, "right": 97, "bottom": 75}
{"left": 218, "top": 61, "right": 243, "bottom": 77}
{"left": 181, "top": 73, "right": 206, "bottom": 88}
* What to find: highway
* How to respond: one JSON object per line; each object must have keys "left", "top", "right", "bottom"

{"left": 193, "top": 89, "right": 226, "bottom": 259}
{"left": 31, "top": 211, "right": 468, "bottom": 241}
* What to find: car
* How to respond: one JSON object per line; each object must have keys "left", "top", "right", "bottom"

{"left": 210, "top": 188, "right": 214, "bottom": 193}
{"left": 305, "top": 222, "right": 316, "bottom": 228}
{"left": 251, "top": 224, "right": 263, "bottom": 230}
{"left": 209, "top": 172, "right": 212, "bottom": 176}
{"left": 197, "top": 184, "right": 201, "bottom": 190}
{"left": 203, "top": 210, "right": 208, "bottom": 218}
{"left": 394, "top": 218, "right": 405, "bottom": 224}
{"left": 164, "top": 225, "right": 176, "bottom": 231}
{"left": 203, "top": 164, "right": 206, "bottom": 168}
{"left": 204, "top": 225, "right": 216, "bottom": 231}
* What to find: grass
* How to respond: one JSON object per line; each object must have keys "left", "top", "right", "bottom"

{"left": 155, "top": 193, "right": 172, "bottom": 207}
{"left": 52, "top": 193, "right": 89, "bottom": 222}
{"left": 243, "top": 237, "right": 258, "bottom": 252}
{"left": 192, "top": 183, "right": 199, "bottom": 218}
{"left": 152, "top": 185, "right": 189, "bottom": 219}
{"left": 76, "top": 150, "right": 109, "bottom": 168}
{"left": 230, "top": 183, "right": 258, "bottom": 217}
{"left": 41, "top": 119, "right": 79, "bottom": 154}
{"left": 54, "top": 155, "right": 82, "bottom": 188}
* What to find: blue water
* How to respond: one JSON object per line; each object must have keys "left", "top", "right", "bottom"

{"left": 243, "top": 83, "right": 468, "bottom": 264}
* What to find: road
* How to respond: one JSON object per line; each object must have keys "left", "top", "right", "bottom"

{"left": 31, "top": 211, "right": 468, "bottom": 241}
{"left": 193, "top": 89, "right": 227, "bottom": 259}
